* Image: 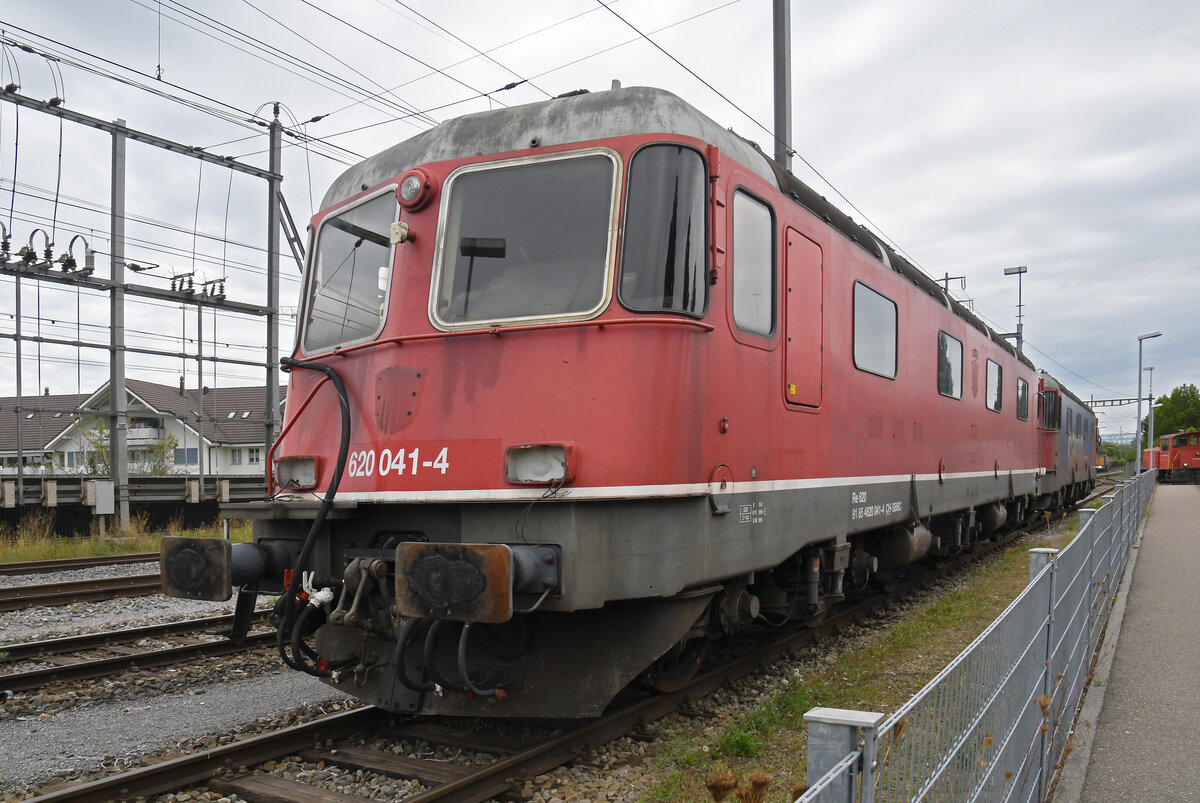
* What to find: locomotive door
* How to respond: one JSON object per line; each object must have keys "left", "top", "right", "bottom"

{"left": 784, "top": 228, "right": 823, "bottom": 407}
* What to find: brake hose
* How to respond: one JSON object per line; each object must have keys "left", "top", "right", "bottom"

{"left": 275, "top": 356, "right": 351, "bottom": 674}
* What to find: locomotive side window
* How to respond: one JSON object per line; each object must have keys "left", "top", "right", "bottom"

{"left": 986, "top": 359, "right": 1003, "bottom": 412}
{"left": 303, "top": 190, "right": 397, "bottom": 353}
{"left": 619, "top": 145, "right": 707, "bottom": 316}
{"left": 853, "top": 282, "right": 897, "bottom": 379}
{"left": 1017, "top": 377, "right": 1030, "bottom": 420}
{"left": 731, "top": 191, "right": 775, "bottom": 336}
{"left": 432, "top": 152, "right": 615, "bottom": 328}
{"left": 937, "top": 331, "right": 962, "bottom": 398}
{"left": 1042, "top": 392, "right": 1061, "bottom": 429}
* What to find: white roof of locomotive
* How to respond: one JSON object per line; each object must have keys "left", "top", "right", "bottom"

{"left": 320, "top": 86, "right": 776, "bottom": 210}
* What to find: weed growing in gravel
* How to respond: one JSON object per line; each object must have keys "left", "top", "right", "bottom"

{"left": 643, "top": 769, "right": 691, "bottom": 801}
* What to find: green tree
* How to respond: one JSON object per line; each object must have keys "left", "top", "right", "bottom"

{"left": 1099, "top": 440, "right": 1134, "bottom": 465}
{"left": 66, "top": 417, "right": 180, "bottom": 475}
{"left": 130, "top": 433, "right": 180, "bottom": 476}
{"left": 76, "top": 416, "right": 111, "bottom": 474}
{"left": 1141, "top": 383, "right": 1200, "bottom": 443}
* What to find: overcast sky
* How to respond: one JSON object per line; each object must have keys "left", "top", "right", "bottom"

{"left": 1, "top": 0, "right": 1197, "bottom": 440}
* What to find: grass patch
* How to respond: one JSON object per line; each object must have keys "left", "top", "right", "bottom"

{"left": 0, "top": 512, "right": 252, "bottom": 563}
{"left": 641, "top": 521, "right": 1086, "bottom": 800}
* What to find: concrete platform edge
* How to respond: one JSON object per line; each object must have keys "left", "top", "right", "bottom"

{"left": 1051, "top": 498, "right": 1150, "bottom": 802}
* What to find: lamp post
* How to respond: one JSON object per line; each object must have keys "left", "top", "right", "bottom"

{"left": 1003, "top": 266, "right": 1028, "bottom": 353}
{"left": 1134, "top": 332, "right": 1162, "bottom": 474}
{"left": 1144, "top": 366, "right": 1155, "bottom": 447}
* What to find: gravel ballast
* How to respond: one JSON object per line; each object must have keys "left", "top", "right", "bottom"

{"left": 0, "top": 567, "right": 350, "bottom": 799}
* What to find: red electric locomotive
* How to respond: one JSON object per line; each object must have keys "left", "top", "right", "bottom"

{"left": 161, "top": 86, "right": 1095, "bottom": 718}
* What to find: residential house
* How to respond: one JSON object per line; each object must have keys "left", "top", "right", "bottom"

{"left": 1, "top": 379, "right": 285, "bottom": 477}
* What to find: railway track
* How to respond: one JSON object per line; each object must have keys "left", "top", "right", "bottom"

{"left": 0, "top": 553, "right": 159, "bottom": 576}
{"left": 20, "top": 499, "right": 1098, "bottom": 803}
{"left": 12, "top": 486, "right": 1116, "bottom": 802}
{"left": 0, "top": 574, "right": 162, "bottom": 612}
{"left": 1, "top": 612, "right": 273, "bottom": 693}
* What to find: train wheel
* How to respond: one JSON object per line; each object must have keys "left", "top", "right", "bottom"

{"left": 644, "top": 636, "right": 708, "bottom": 692}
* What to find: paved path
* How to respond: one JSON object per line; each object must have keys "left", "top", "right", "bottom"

{"left": 1078, "top": 483, "right": 1200, "bottom": 801}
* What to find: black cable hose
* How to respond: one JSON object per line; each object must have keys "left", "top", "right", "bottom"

{"left": 274, "top": 356, "right": 351, "bottom": 674}
{"left": 458, "top": 623, "right": 500, "bottom": 698}
{"left": 291, "top": 604, "right": 331, "bottom": 678}
{"left": 392, "top": 617, "right": 435, "bottom": 692}
{"left": 422, "top": 619, "right": 466, "bottom": 693}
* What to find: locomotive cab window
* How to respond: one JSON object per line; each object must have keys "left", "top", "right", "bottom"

{"left": 937, "top": 331, "right": 962, "bottom": 398}
{"left": 853, "top": 282, "right": 897, "bottom": 379}
{"left": 986, "top": 359, "right": 1002, "bottom": 412}
{"left": 1041, "top": 391, "right": 1060, "bottom": 429}
{"left": 432, "top": 151, "right": 616, "bottom": 328}
{"left": 731, "top": 191, "right": 775, "bottom": 336}
{"left": 1017, "top": 377, "right": 1030, "bottom": 420}
{"left": 619, "top": 145, "right": 707, "bottom": 316}
{"left": 302, "top": 189, "right": 398, "bottom": 353}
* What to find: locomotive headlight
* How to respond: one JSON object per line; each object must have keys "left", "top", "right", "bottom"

{"left": 399, "top": 175, "right": 422, "bottom": 202}
{"left": 505, "top": 443, "right": 577, "bottom": 485}
{"left": 276, "top": 455, "right": 321, "bottom": 490}
{"left": 396, "top": 168, "right": 435, "bottom": 211}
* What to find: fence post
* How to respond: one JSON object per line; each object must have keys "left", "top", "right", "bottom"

{"left": 1029, "top": 547, "right": 1058, "bottom": 799}
{"left": 1116, "top": 483, "right": 1128, "bottom": 569}
{"left": 1078, "top": 509, "right": 1097, "bottom": 638}
{"left": 1100, "top": 495, "right": 1116, "bottom": 599}
{"left": 803, "top": 708, "right": 885, "bottom": 802}
{"left": 1029, "top": 547, "right": 1057, "bottom": 582}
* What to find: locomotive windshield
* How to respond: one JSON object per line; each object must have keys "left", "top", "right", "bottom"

{"left": 432, "top": 152, "right": 615, "bottom": 327}
{"left": 302, "top": 190, "right": 397, "bottom": 352}
{"left": 619, "top": 145, "right": 707, "bottom": 316}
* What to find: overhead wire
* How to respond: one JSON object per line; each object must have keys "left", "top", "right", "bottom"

{"left": 237, "top": 0, "right": 439, "bottom": 127}
{"left": 1, "top": 311, "right": 284, "bottom": 355}
{"left": 383, "top": 1, "right": 553, "bottom": 100}
{"left": 295, "top": 0, "right": 503, "bottom": 104}
{"left": 322, "top": 0, "right": 610, "bottom": 122}
{"left": 3, "top": 201, "right": 303, "bottom": 286}
{"left": 0, "top": 25, "right": 355, "bottom": 168}
{"left": 1, "top": 177, "right": 296, "bottom": 267}
{"left": 272, "top": 103, "right": 314, "bottom": 212}
{"left": 0, "top": 26, "right": 256, "bottom": 126}
{"left": 151, "top": 0, "right": 433, "bottom": 134}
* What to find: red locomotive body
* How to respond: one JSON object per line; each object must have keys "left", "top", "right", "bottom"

{"left": 161, "top": 87, "right": 1096, "bottom": 717}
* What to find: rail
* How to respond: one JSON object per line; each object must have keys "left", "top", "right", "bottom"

{"left": 0, "top": 553, "right": 158, "bottom": 575}
{"left": 0, "top": 574, "right": 162, "bottom": 612}
{"left": 796, "top": 471, "right": 1155, "bottom": 802}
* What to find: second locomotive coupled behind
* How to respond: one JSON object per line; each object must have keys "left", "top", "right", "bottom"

{"left": 161, "top": 86, "right": 1096, "bottom": 718}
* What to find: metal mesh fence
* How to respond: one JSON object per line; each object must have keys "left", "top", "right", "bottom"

{"left": 800, "top": 473, "right": 1154, "bottom": 803}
